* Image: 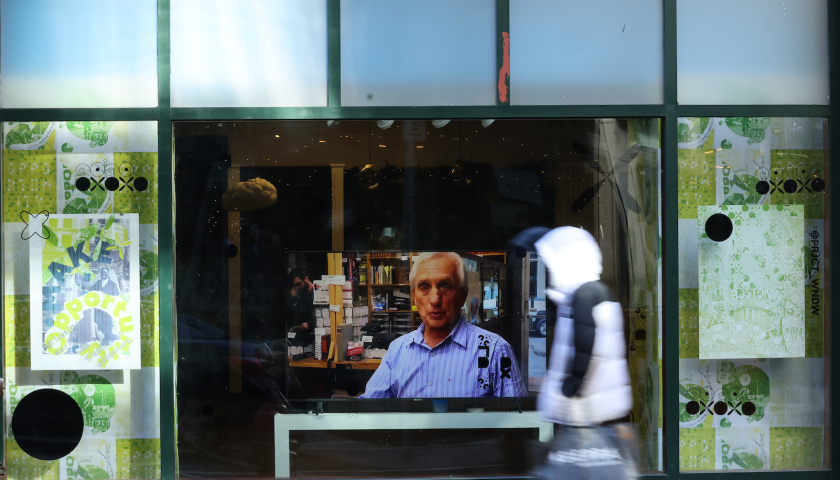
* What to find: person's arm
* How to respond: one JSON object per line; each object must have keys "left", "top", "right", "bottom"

{"left": 358, "top": 346, "right": 398, "bottom": 398}
{"left": 561, "top": 282, "right": 610, "bottom": 397}
{"left": 491, "top": 342, "right": 527, "bottom": 397}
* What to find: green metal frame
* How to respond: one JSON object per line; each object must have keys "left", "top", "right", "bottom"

{"left": 0, "top": 0, "right": 837, "bottom": 478}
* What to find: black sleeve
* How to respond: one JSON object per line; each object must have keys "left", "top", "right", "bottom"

{"left": 561, "top": 281, "right": 613, "bottom": 397}
{"left": 508, "top": 226, "right": 549, "bottom": 258}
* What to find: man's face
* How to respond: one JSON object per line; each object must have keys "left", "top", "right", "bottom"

{"left": 292, "top": 277, "right": 304, "bottom": 295}
{"left": 413, "top": 256, "right": 465, "bottom": 332}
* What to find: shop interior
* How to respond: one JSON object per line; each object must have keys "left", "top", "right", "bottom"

{"left": 172, "top": 119, "right": 662, "bottom": 476}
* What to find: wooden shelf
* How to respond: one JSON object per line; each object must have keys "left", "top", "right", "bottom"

{"left": 288, "top": 357, "right": 327, "bottom": 369}
{"left": 288, "top": 357, "right": 381, "bottom": 371}
{"left": 337, "top": 359, "right": 382, "bottom": 370}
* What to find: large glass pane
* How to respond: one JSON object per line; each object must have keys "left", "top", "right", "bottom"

{"left": 340, "top": 0, "right": 496, "bottom": 106}
{"left": 510, "top": 0, "right": 664, "bottom": 105}
{"left": 2, "top": 122, "right": 161, "bottom": 477}
{"left": 677, "top": 117, "right": 829, "bottom": 471}
{"left": 0, "top": 1, "right": 158, "bottom": 108}
{"left": 677, "top": 0, "right": 829, "bottom": 105}
{"left": 174, "top": 118, "right": 663, "bottom": 476}
{"left": 171, "top": 0, "right": 328, "bottom": 107}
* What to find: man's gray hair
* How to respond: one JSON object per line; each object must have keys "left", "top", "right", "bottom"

{"left": 409, "top": 252, "right": 469, "bottom": 297}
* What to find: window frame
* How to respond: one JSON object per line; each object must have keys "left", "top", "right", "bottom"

{"left": 0, "top": 0, "right": 837, "bottom": 478}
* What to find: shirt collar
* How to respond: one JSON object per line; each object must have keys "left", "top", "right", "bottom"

{"left": 413, "top": 316, "right": 468, "bottom": 348}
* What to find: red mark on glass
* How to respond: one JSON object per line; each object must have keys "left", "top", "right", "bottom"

{"left": 498, "top": 32, "right": 510, "bottom": 103}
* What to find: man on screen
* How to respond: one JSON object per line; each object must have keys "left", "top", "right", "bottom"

{"left": 359, "top": 252, "right": 527, "bottom": 398}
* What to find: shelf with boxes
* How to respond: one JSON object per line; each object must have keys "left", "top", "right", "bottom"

{"left": 287, "top": 251, "right": 419, "bottom": 372}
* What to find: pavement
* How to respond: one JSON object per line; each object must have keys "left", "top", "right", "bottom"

{"left": 528, "top": 333, "right": 546, "bottom": 392}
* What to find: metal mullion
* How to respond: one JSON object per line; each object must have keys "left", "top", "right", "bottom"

{"left": 677, "top": 104, "right": 831, "bottom": 118}
{"left": 0, "top": 108, "right": 160, "bottom": 122}
{"left": 663, "top": 0, "right": 679, "bottom": 478}
{"left": 328, "top": 0, "right": 341, "bottom": 106}
{"left": 156, "top": 0, "right": 176, "bottom": 478}
{"left": 829, "top": 0, "right": 839, "bottom": 472}
{"left": 170, "top": 104, "right": 666, "bottom": 121}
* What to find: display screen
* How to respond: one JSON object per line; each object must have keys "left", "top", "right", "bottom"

{"left": 285, "top": 250, "right": 526, "bottom": 399}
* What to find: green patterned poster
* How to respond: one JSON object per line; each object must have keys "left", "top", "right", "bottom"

{"left": 3, "top": 121, "right": 161, "bottom": 479}
{"left": 717, "top": 428, "right": 768, "bottom": 470}
{"left": 698, "top": 205, "right": 805, "bottom": 359}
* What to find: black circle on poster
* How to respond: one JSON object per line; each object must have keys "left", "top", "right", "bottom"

{"left": 75, "top": 177, "right": 91, "bottom": 192}
{"left": 685, "top": 401, "right": 700, "bottom": 415}
{"left": 713, "top": 401, "right": 728, "bottom": 416}
{"left": 783, "top": 179, "right": 798, "bottom": 193}
{"left": 11, "top": 389, "right": 84, "bottom": 460}
{"left": 226, "top": 244, "right": 238, "bottom": 258}
{"left": 705, "top": 213, "right": 733, "bottom": 242}
{"left": 134, "top": 177, "right": 149, "bottom": 192}
{"left": 755, "top": 181, "right": 770, "bottom": 195}
{"left": 742, "top": 402, "right": 757, "bottom": 416}
{"left": 104, "top": 177, "right": 119, "bottom": 192}
{"left": 812, "top": 178, "right": 826, "bottom": 192}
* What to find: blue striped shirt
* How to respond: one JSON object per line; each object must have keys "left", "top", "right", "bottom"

{"left": 359, "top": 319, "right": 527, "bottom": 398}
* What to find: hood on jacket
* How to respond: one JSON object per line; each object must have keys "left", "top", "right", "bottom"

{"left": 534, "top": 227, "right": 602, "bottom": 303}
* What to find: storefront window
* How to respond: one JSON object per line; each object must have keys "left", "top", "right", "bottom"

{"left": 677, "top": 117, "right": 829, "bottom": 471}
{"left": 173, "top": 119, "right": 662, "bottom": 476}
{"left": 2, "top": 121, "right": 162, "bottom": 477}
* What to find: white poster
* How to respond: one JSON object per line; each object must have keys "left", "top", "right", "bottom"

{"left": 29, "top": 214, "right": 141, "bottom": 370}
{"left": 698, "top": 205, "right": 805, "bottom": 359}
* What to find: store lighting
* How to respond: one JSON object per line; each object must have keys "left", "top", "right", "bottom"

{"left": 480, "top": 119, "right": 495, "bottom": 128}
{"left": 376, "top": 120, "right": 395, "bottom": 130}
{"left": 431, "top": 119, "right": 450, "bottom": 129}
{"left": 326, "top": 120, "right": 340, "bottom": 128}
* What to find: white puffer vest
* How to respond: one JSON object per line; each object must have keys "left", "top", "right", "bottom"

{"left": 535, "top": 227, "right": 632, "bottom": 426}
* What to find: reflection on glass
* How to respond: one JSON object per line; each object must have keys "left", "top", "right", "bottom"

{"left": 173, "top": 119, "right": 662, "bottom": 476}
{"left": 511, "top": 0, "right": 664, "bottom": 105}
{"left": 340, "top": 0, "right": 496, "bottom": 106}
{"left": 677, "top": 117, "right": 829, "bottom": 471}
{"left": 171, "top": 0, "right": 328, "bottom": 107}
{"left": 0, "top": 1, "right": 158, "bottom": 108}
{"left": 677, "top": 0, "right": 829, "bottom": 105}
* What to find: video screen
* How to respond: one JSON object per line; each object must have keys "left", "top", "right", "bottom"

{"left": 285, "top": 250, "right": 536, "bottom": 399}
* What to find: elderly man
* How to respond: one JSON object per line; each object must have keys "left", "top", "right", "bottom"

{"left": 360, "top": 252, "right": 526, "bottom": 398}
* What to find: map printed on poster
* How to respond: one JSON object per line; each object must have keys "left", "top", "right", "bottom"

{"left": 29, "top": 214, "right": 141, "bottom": 370}
{"left": 698, "top": 205, "right": 805, "bottom": 359}
{"left": 679, "top": 359, "right": 770, "bottom": 430}
{"left": 4, "top": 122, "right": 56, "bottom": 150}
{"left": 716, "top": 427, "right": 769, "bottom": 470}
{"left": 59, "top": 370, "right": 120, "bottom": 480}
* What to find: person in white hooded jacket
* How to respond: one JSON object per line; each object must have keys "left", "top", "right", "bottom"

{"left": 513, "top": 226, "right": 632, "bottom": 426}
